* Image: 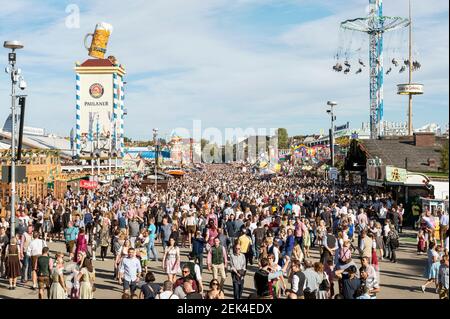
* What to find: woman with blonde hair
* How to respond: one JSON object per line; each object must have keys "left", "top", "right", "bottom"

{"left": 373, "top": 222, "right": 384, "bottom": 260}
{"left": 303, "top": 219, "right": 311, "bottom": 258}
{"left": 77, "top": 257, "right": 95, "bottom": 299}
{"left": 317, "top": 220, "right": 327, "bottom": 248}
{"left": 292, "top": 243, "right": 304, "bottom": 264}
{"left": 315, "top": 262, "right": 330, "bottom": 299}
{"left": 115, "top": 238, "right": 130, "bottom": 281}
{"left": 286, "top": 219, "right": 295, "bottom": 232}
{"left": 49, "top": 252, "right": 67, "bottom": 299}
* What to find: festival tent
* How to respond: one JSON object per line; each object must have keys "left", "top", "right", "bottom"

{"left": 165, "top": 169, "right": 186, "bottom": 177}
{"left": 140, "top": 151, "right": 171, "bottom": 159}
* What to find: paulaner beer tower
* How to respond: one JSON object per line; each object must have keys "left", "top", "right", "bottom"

{"left": 74, "top": 23, "right": 126, "bottom": 164}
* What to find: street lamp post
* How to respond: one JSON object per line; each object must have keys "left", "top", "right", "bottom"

{"left": 327, "top": 101, "right": 337, "bottom": 201}
{"left": 96, "top": 114, "right": 101, "bottom": 177}
{"left": 327, "top": 101, "right": 337, "bottom": 168}
{"left": 4, "top": 40, "right": 25, "bottom": 240}
{"left": 153, "top": 128, "right": 158, "bottom": 191}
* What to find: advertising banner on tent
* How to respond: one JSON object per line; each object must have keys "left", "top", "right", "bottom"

{"left": 385, "top": 165, "right": 407, "bottom": 183}
{"left": 80, "top": 180, "right": 99, "bottom": 189}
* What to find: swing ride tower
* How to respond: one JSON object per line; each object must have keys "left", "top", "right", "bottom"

{"left": 340, "top": 0, "right": 409, "bottom": 139}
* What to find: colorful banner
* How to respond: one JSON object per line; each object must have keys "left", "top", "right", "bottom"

{"left": 80, "top": 180, "right": 99, "bottom": 189}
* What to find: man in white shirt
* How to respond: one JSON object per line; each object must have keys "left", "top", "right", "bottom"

{"left": 360, "top": 257, "right": 380, "bottom": 298}
{"left": 27, "top": 231, "right": 47, "bottom": 290}
{"left": 292, "top": 202, "right": 301, "bottom": 217}
{"left": 378, "top": 204, "right": 388, "bottom": 224}
{"left": 340, "top": 203, "right": 349, "bottom": 216}
{"left": 156, "top": 280, "right": 180, "bottom": 299}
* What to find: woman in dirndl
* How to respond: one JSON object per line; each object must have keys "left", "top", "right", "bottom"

{"left": 421, "top": 241, "right": 440, "bottom": 293}
{"left": 5, "top": 238, "right": 22, "bottom": 290}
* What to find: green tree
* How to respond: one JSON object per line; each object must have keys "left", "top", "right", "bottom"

{"left": 277, "top": 128, "right": 289, "bottom": 149}
{"left": 440, "top": 142, "right": 449, "bottom": 172}
{"left": 201, "top": 139, "right": 209, "bottom": 150}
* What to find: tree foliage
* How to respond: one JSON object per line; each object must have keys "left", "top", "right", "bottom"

{"left": 440, "top": 142, "right": 449, "bottom": 172}
{"left": 201, "top": 139, "right": 209, "bottom": 150}
{"left": 277, "top": 128, "right": 289, "bottom": 149}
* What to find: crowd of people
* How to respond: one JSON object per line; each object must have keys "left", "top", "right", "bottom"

{"left": 0, "top": 163, "right": 448, "bottom": 299}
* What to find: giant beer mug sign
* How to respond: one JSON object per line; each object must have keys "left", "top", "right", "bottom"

{"left": 84, "top": 22, "right": 113, "bottom": 59}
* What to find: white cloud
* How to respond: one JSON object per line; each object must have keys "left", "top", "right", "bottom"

{"left": 0, "top": 0, "right": 447, "bottom": 139}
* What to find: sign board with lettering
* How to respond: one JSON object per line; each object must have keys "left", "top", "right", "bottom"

{"left": 385, "top": 165, "right": 407, "bottom": 183}
{"left": 78, "top": 73, "right": 114, "bottom": 154}
{"left": 75, "top": 61, "right": 126, "bottom": 159}
{"left": 334, "top": 122, "right": 350, "bottom": 132}
{"left": 397, "top": 83, "right": 424, "bottom": 95}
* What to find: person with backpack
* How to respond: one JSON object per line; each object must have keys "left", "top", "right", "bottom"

{"left": 83, "top": 209, "right": 94, "bottom": 239}
{"left": 192, "top": 230, "right": 206, "bottom": 272}
{"left": 139, "top": 271, "right": 161, "bottom": 299}
{"left": 27, "top": 231, "right": 48, "bottom": 290}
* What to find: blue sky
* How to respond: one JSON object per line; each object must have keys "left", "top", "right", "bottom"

{"left": 0, "top": 0, "right": 448, "bottom": 141}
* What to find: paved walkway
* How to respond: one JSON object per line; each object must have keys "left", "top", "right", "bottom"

{"left": 0, "top": 229, "right": 439, "bottom": 299}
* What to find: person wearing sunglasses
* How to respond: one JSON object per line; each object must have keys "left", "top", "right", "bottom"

{"left": 174, "top": 265, "right": 200, "bottom": 293}
{"left": 205, "top": 279, "right": 224, "bottom": 299}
